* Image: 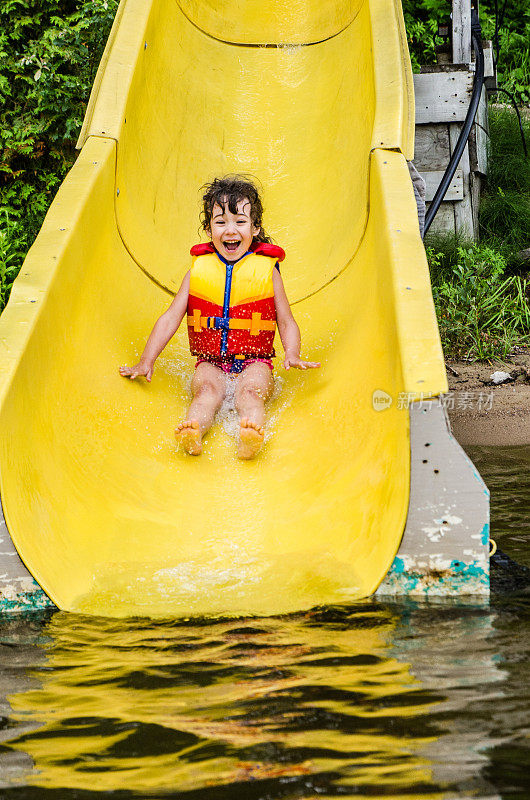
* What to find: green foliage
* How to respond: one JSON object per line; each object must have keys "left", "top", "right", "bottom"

{"left": 480, "top": 4, "right": 530, "bottom": 105}
{"left": 0, "top": 0, "right": 118, "bottom": 312}
{"left": 0, "top": 0, "right": 117, "bottom": 170}
{"left": 402, "top": 0, "right": 447, "bottom": 72}
{"left": 427, "top": 243, "right": 530, "bottom": 360}
{"left": 403, "top": 1, "right": 530, "bottom": 105}
{"left": 0, "top": 212, "right": 26, "bottom": 310}
{"left": 480, "top": 187, "right": 530, "bottom": 251}
{"left": 486, "top": 108, "right": 530, "bottom": 193}
{"left": 423, "top": 230, "right": 474, "bottom": 281}
{"left": 479, "top": 107, "right": 530, "bottom": 252}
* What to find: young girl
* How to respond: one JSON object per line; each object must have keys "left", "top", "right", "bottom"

{"left": 119, "top": 176, "right": 320, "bottom": 458}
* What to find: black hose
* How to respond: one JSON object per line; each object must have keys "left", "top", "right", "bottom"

{"left": 492, "top": 0, "right": 510, "bottom": 67}
{"left": 498, "top": 0, "right": 509, "bottom": 31}
{"left": 423, "top": 11, "right": 485, "bottom": 237}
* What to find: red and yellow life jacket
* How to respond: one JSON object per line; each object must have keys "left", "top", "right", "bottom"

{"left": 186, "top": 242, "right": 285, "bottom": 359}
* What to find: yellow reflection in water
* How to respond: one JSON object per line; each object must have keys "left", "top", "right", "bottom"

{"left": 1, "top": 606, "right": 449, "bottom": 798}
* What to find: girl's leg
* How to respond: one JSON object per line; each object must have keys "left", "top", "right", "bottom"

{"left": 176, "top": 362, "right": 226, "bottom": 455}
{"left": 234, "top": 362, "right": 274, "bottom": 459}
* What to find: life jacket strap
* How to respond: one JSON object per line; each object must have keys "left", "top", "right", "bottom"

{"left": 187, "top": 312, "right": 276, "bottom": 336}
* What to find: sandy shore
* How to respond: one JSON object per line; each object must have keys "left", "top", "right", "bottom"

{"left": 445, "top": 347, "right": 530, "bottom": 446}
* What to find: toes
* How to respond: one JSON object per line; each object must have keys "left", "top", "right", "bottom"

{"left": 176, "top": 420, "right": 199, "bottom": 433}
{"left": 240, "top": 421, "right": 263, "bottom": 435}
{"left": 175, "top": 421, "right": 202, "bottom": 455}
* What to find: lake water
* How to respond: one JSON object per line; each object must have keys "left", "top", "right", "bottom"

{"left": 0, "top": 446, "right": 528, "bottom": 799}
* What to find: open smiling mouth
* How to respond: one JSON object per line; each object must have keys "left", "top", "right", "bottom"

{"left": 223, "top": 241, "right": 241, "bottom": 252}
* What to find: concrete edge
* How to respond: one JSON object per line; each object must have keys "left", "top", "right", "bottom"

{"left": 0, "top": 499, "right": 54, "bottom": 614}
{"left": 376, "top": 399, "right": 490, "bottom": 598}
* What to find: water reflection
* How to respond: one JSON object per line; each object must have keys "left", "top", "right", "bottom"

{"left": 0, "top": 600, "right": 523, "bottom": 799}
{"left": 0, "top": 615, "right": 50, "bottom": 788}
{"left": 466, "top": 445, "right": 530, "bottom": 567}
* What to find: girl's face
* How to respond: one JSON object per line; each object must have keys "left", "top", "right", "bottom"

{"left": 208, "top": 197, "right": 259, "bottom": 262}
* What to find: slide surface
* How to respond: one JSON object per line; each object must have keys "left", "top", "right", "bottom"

{"left": 0, "top": 0, "right": 447, "bottom": 616}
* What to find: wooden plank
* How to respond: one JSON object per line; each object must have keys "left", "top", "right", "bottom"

{"left": 414, "top": 72, "right": 474, "bottom": 124}
{"left": 483, "top": 40, "right": 495, "bottom": 79}
{"left": 476, "top": 84, "right": 489, "bottom": 175}
{"left": 425, "top": 201, "right": 456, "bottom": 237}
{"left": 414, "top": 124, "right": 451, "bottom": 171}
{"left": 419, "top": 169, "right": 464, "bottom": 201}
{"left": 450, "top": 125, "right": 473, "bottom": 238}
{"left": 470, "top": 172, "right": 481, "bottom": 235}
{"left": 452, "top": 0, "right": 472, "bottom": 64}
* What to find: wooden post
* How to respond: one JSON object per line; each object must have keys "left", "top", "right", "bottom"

{"left": 452, "top": 0, "right": 472, "bottom": 64}
{"left": 412, "top": 1, "right": 489, "bottom": 239}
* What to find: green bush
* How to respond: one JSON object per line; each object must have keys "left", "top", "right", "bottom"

{"left": 403, "top": 0, "right": 530, "bottom": 105}
{"left": 402, "top": 0, "right": 447, "bottom": 72}
{"left": 482, "top": 4, "right": 530, "bottom": 105}
{"left": 427, "top": 243, "right": 530, "bottom": 360}
{"left": 0, "top": 211, "right": 25, "bottom": 310}
{"left": 480, "top": 188, "right": 530, "bottom": 251}
{"left": 486, "top": 108, "right": 530, "bottom": 194}
{"left": 479, "top": 107, "right": 530, "bottom": 253}
{"left": 0, "top": 0, "right": 118, "bottom": 312}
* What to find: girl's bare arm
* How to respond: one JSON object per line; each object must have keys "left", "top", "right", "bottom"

{"left": 272, "top": 269, "right": 320, "bottom": 370}
{"left": 119, "top": 271, "right": 190, "bottom": 382}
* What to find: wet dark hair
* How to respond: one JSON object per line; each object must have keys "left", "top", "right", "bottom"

{"left": 200, "top": 175, "right": 272, "bottom": 243}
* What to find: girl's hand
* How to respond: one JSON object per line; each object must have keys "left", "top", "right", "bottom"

{"left": 119, "top": 361, "right": 154, "bottom": 382}
{"left": 283, "top": 354, "right": 321, "bottom": 370}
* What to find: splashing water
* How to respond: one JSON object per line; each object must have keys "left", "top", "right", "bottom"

{"left": 218, "top": 373, "right": 288, "bottom": 444}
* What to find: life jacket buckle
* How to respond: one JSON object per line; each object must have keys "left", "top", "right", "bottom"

{"left": 208, "top": 316, "right": 230, "bottom": 332}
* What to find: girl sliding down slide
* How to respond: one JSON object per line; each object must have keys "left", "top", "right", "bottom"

{"left": 120, "top": 176, "right": 320, "bottom": 458}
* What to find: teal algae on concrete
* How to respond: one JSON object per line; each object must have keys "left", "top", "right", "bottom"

{"left": 376, "top": 401, "right": 490, "bottom": 598}
{"left": 380, "top": 555, "right": 490, "bottom": 596}
{"left": 0, "top": 582, "right": 55, "bottom": 614}
{"left": 0, "top": 501, "right": 55, "bottom": 614}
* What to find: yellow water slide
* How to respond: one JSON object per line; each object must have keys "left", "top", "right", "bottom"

{"left": 0, "top": 0, "right": 447, "bottom": 616}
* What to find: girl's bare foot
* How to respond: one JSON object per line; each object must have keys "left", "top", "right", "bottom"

{"left": 238, "top": 417, "right": 264, "bottom": 459}
{"left": 175, "top": 420, "right": 202, "bottom": 455}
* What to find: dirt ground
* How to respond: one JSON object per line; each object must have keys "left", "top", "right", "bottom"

{"left": 445, "top": 346, "right": 530, "bottom": 446}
